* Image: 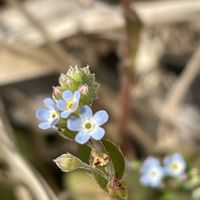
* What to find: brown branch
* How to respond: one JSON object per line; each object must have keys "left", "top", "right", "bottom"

{"left": 118, "top": 0, "right": 143, "bottom": 158}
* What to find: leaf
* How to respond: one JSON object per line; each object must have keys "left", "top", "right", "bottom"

{"left": 102, "top": 139, "right": 125, "bottom": 179}
{"left": 58, "top": 129, "right": 75, "bottom": 140}
{"left": 92, "top": 173, "right": 108, "bottom": 190}
{"left": 54, "top": 153, "right": 84, "bottom": 172}
{"left": 55, "top": 153, "right": 108, "bottom": 190}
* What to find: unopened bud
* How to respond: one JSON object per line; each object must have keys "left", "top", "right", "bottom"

{"left": 52, "top": 86, "right": 62, "bottom": 100}
{"left": 79, "top": 84, "right": 89, "bottom": 95}
{"left": 59, "top": 73, "right": 71, "bottom": 87}
{"left": 59, "top": 66, "right": 99, "bottom": 104}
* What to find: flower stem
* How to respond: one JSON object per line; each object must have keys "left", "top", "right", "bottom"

{"left": 118, "top": 0, "right": 133, "bottom": 158}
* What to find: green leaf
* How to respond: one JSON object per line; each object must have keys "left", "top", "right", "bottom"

{"left": 102, "top": 139, "right": 125, "bottom": 179}
{"left": 54, "top": 153, "right": 84, "bottom": 172}
{"left": 58, "top": 129, "right": 75, "bottom": 140}
{"left": 55, "top": 153, "right": 108, "bottom": 191}
{"left": 92, "top": 173, "right": 108, "bottom": 190}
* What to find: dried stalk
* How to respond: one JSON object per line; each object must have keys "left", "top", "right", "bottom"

{"left": 162, "top": 45, "right": 200, "bottom": 122}
{"left": 6, "top": 0, "right": 74, "bottom": 70}
{"left": 118, "top": 0, "right": 142, "bottom": 157}
{"left": 157, "top": 45, "right": 200, "bottom": 151}
{"left": 0, "top": 98, "right": 59, "bottom": 200}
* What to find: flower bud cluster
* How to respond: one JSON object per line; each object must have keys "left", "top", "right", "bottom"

{"left": 35, "top": 66, "right": 108, "bottom": 144}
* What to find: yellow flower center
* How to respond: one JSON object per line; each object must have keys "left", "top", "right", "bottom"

{"left": 50, "top": 111, "right": 58, "bottom": 120}
{"left": 150, "top": 170, "right": 157, "bottom": 178}
{"left": 170, "top": 162, "right": 179, "bottom": 171}
{"left": 83, "top": 120, "right": 95, "bottom": 132}
{"left": 66, "top": 100, "right": 76, "bottom": 110}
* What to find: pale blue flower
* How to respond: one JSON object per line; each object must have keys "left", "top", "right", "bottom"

{"left": 36, "top": 98, "right": 60, "bottom": 129}
{"left": 56, "top": 90, "right": 81, "bottom": 118}
{"left": 67, "top": 105, "right": 109, "bottom": 144}
{"left": 163, "top": 153, "right": 186, "bottom": 177}
{"left": 140, "top": 157, "right": 164, "bottom": 188}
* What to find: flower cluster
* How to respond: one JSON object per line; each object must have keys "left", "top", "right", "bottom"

{"left": 35, "top": 66, "right": 109, "bottom": 144}
{"left": 140, "top": 153, "right": 186, "bottom": 188}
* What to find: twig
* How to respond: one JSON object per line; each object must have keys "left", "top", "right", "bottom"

{"left": 1, "top": 0, "right": 200, "bottom": 47}
{"left": 157, "top": 45, "right": 200, "bottom": 151}
{"left": 6, "top": 0, "right": 74, "bottom": 70}
{"left": 1, "top": 41, "right": 58, "bottom": 69}
{"left": 118, "top": 0, "right": 142, "bottom": 157}
{"left": 161, "top": 45, "right": 200, "bottom": 122}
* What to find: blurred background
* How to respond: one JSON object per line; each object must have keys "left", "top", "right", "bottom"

{"left": 0, "top": 0, "right": 200, "bottom": 199}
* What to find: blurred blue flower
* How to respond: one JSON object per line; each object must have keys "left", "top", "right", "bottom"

{"left": 163, "top": 153, "right": 186, "bottom": 177}
{"left": 140, "top": 157, "right": 164, "bottom": 188}
{"left": 36, "top": 98, "right": 60, "bottom": 129}
{"left": 56, "top": 90, "right": 80, "bottom": 118}
{"left": 67, "top": 105, "right": 109, "bottom": 144}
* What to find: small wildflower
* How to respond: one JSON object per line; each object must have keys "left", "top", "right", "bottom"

{"left": 140, "top": 157, "right": 164, "bottom": 188}
{"left": 163, "top": 153, "right": 186, "bottom": 177}
{"left": 56, "top": 90, "right": 81, "bottom": 118}
{"left": 36, "top": 98, "right": 60, "bottom": 129}
{"left": 67, "top": 105, "right": 109, "bottom": 144}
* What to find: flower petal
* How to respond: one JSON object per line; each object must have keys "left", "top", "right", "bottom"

{"left": 75, "top": 131, "right": 90, "bottom": 144}
{"left": 91, "top": 127, "right": 105, "bottom": 140}
{"left": 67, "top": 117, "right": 82, "bottom": 131}
{"left": 61, "top": 110, "right": 71, "bottom": 118}
{"left": 62, "top": 90, "right": 73, "bottom": 101}
{"left": 140, "top": 157, "right": 160, "bottom": 173}
{"left": 50, "top": 117, "right": 60, "bottom": 127}
{"left": 73, "top": 91, "right": 81, "bottom": 102}
{"left": 56, "top": 99, "right": 66, "bottom": 111}
{"left": 44, "top": 98, "right": 55, "bottom": 109}
{"left": 36, "top": 108, "right": 49, "bottom": 121}
{"left": 93, "top": 110, "right": 109, "bottom": 126}
{"left": 140, "top": 175, "right": 149, "bottom": 186}
{"left": 39, "top": 121, "right": 51, "bottom": 129}
{"left": 79, "top": 105, "right": 93, "bottom": 119}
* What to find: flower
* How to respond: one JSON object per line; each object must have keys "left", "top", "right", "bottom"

{"left": 56, "top": 90, "right": 81, "bottom": 118}
{"left": 67, "top": 105, "right": 109, "bottom": 144}
{"left": 140, "top": 157, "right": 164, "bottom": 188}
{"left": 163, "top": 153, "right": 186, "bottom": 177}
{"left": 57, "top": 66, "right": 100, "bottom": 104}
{"left": 36, "top": 98, "right": 60, "bottom": 129}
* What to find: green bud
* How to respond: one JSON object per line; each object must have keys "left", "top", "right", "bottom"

{"left": 58, "top": 65, "right": 99, "bottom": 104}
{"left": 59, "top": 73, "right": 71, "bottom": 88}
{"left": 54, "top": 153, "right": 84, "bottom": 172}
{"left": 107, "top": 175, "right": 128, "bottom": 200}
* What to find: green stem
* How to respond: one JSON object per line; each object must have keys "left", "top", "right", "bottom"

{"left": 91, "top": 139, "right": 105, "bottom": 153}
{"left": 84, "top": 164, "right": 108, "bottom": 181}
